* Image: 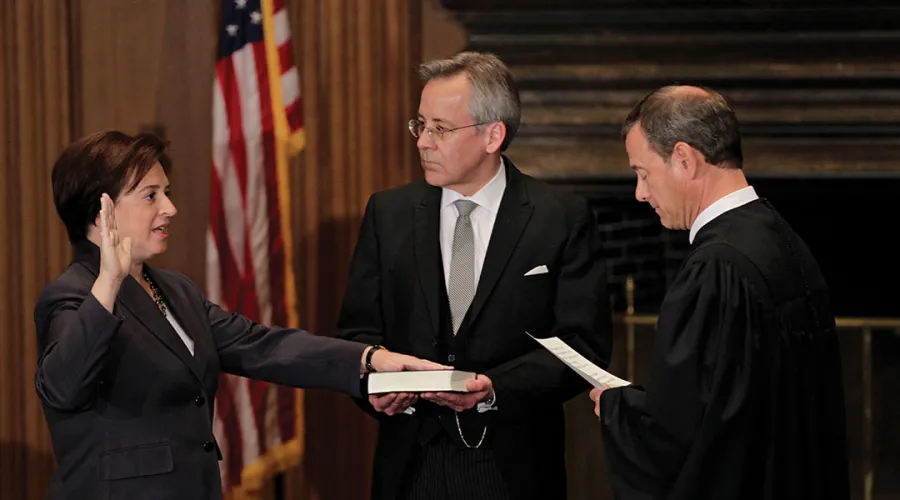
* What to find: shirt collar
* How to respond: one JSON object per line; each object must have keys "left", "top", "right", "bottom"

{"left": 689, "top": 185, "right": 759, "bottom": 243}
{"left": 440, "top": 157, "right": 507, "bottom": 214}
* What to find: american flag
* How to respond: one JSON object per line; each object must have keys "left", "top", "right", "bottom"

{"left": 207, "top": 0, "right": 305, "bottom": 495}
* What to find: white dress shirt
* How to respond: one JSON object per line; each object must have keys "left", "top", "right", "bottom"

{"left": 689, "top": 186, "right": 759, "bottom": 244}
{"left": 439, "top": 159, "right": 507, "bottom": 290}
{"left": 161, "top": 298, "right": 195, "bottom": 356}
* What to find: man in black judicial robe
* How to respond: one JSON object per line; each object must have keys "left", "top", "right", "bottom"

{"left": 590, "top": 85, "right": 851, "bottom": 500}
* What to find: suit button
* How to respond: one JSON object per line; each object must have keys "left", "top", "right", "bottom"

{"left": 195, "top": 395, "right": 205, "bottom": 406}
{"left": 448, "top": 354, "right": 456, "bottom": 362}
{"left": 203, "top": 440, "right": 214, "bottom": 452}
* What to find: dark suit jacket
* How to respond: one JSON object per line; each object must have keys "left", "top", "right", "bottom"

{"left": 34, "top": 240, "right": 367, "bottom": 500}
{"left": 337, "top": 159, "right": 613, "bottom": 500}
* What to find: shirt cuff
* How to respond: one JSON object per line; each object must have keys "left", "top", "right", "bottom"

{"left": 476, "top": 390, "right": 498, "bottom": 413}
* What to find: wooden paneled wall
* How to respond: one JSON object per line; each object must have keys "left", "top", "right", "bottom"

{"left": 290, "top": 1, "right": 421, "bottom": 498}
{"left": 77, "top": 0, "right": 218, "bottom": 283}
{"left": 0, "top": 2, "right": 77, "bottom": 498}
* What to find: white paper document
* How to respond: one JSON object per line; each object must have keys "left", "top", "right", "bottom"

{"left": 527, "top": 332, "right": 631, "bottom": 389}
{"left": 367, "top": 370, "right": 476, "bottom": 394}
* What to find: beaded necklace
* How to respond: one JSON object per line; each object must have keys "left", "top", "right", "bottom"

{"left": 143, "top": 271, "right": 167, "bottom": 315}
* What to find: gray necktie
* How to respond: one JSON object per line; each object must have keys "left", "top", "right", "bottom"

{"left": 448, "top": 200, "right": 477, "bottom": 335}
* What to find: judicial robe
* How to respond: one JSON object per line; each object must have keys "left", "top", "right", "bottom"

{"left": 599, "top": 198, "right": 850, "bottom": 500}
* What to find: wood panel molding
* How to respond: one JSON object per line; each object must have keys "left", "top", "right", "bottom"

{"left": 0, "top": 1, "right": 78, "bottom": 498}
{"left": 440, "top": 0, "right": 900, "bottom": 179}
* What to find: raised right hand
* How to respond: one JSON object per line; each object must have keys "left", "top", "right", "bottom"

{"left": 98, "top": 193, "right": 132, "bottom": 282}
{"left": 91, "top": 194, "right": 132, "bottom": 312}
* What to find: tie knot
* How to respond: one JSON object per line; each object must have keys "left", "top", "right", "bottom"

{"left": 454, "top": 199, "right": 477, "bottom": 217}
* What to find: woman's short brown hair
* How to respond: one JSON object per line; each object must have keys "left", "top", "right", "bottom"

{"left": 51, "top": 130, "right": 171, "bottom": 243}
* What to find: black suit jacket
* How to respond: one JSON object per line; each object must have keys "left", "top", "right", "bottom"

{"left": 34, "top": 241, "right": 367, "bottom": 500}
{"left": 337, "top": 159, "right": 613, "bottom": 500}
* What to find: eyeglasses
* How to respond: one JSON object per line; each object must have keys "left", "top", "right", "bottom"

{"left": 408, "top": 119, "right": 486, "bottom": 141}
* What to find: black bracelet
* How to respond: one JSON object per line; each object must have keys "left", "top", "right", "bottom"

{"left": 365, "top": 345, "right": 385, "bottom": 372}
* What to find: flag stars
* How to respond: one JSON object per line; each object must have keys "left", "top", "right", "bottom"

{"left": 234, "top": 0, "right": 248, "bottom": 9}
{"left": 226, "top": 24, "right": 239, "bottom": 36}
{"left": 250, "top": 11, "right": 262, "bottom": 24}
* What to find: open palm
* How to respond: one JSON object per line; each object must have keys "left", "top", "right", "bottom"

{"left": 98, "top": 193, "right": 132, "bottom": 281}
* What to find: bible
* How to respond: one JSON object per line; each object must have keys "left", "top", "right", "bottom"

{"left": 367, "top": 370, "right": 476, "bottom": 394}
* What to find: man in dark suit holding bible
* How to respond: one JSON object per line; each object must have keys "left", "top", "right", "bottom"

{"left": 337, "top": 51, "right": 614, "bottom": 500}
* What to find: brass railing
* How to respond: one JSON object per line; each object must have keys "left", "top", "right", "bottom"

{"left": 616, "top": 276, "right": 900, "bottom": 500}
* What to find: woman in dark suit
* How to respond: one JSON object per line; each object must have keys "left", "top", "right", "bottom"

{"left": 34, "top": 130, "right": 440, "bottom": 499}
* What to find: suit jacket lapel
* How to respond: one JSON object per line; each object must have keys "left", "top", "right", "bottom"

{"left": 414, "top": 187, "right": 443, "bottom": 339}
{"left": 116, "top": 277, "right": 207, "bottom": 382}
{"left": 73, "top": 241, "right": 206, "bottom": 383}
{"left": 465, "top": 161, "right": 533, "bottom": 330}
{"left": 146, "top": 267, "right": 210, "bottom": 381}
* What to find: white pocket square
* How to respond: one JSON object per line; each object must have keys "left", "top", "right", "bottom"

{"left": 524, "top": 265, "right": 549, "bottom": 276}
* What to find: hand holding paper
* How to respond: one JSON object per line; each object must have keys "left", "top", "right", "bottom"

{"left": 589, "top": 387, "right": 605, "bottom": 418}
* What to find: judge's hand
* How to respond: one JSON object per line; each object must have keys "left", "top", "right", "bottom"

{"left": 589, "top": 387, "right": 607, "bottom": 418}
{"left": 421, "top": 375, "right": 493, "bottom": 412}
{"left": 369, "top": 392, "right": 418, "bottom": 416}
{"left": 91, "top": 193, "right": 132, "bottom": 312}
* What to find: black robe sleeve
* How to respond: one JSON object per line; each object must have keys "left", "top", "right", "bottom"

{"left": 599, "top": 248, "right": 768, "bottom": 499}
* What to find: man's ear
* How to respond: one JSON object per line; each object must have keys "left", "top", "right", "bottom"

{"left": 672, "top": 141, "right": 702, "bottom": 179}
{"left": 484, "top": 122, "right": 507, "bottom": 155}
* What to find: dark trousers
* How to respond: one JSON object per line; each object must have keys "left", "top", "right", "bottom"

{"left": 399, "top": 433, "right": 510, "bottom": 500}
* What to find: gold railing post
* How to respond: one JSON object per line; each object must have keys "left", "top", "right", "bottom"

{"left": 862, "top": 327, "right": 873, "bottom": 500}
{"left": 625, "top": 275, "right": 636, "bottom": 382}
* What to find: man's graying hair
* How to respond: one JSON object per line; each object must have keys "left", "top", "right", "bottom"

{"left": 419, "top": 51, "right": 521, "bottom": 152}
{"left": 622, "top": 85, "right": 743, "bottom": 169}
